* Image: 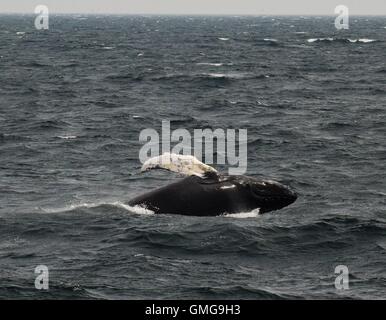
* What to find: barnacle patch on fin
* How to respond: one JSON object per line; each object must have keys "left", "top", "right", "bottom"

{"left": 141, "top": 153, "right": 218, "bottom": 178}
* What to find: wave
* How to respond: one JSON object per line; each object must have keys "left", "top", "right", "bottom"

{"left": 196, "top": 62, "right": 223, "bottom": 67}
{"left": 352, "top": 38, "right": 378, "bottom": 43}
{"left": 105, "top": 73, "right": 144, "bottom": 82}
{"left": 0, "top": 133, "right": 29, "bottom": 142}
{"left": 60, "top": 62, "right": 79, "bottom": 68}
{"left": 57, "top": 135, "right": 77, "bottom": 140}
{"left": 150, "top": 72, "right": 268, "bottom": 85}
{"left": 253, "top": 38, "right": 281, "bottom": 46}
{"left": 203, "top": 72, "right": 270, "bottom": 81}
{"left": 231, "top": 37, "right": 279, "bottom": 46}
{"left": 21, "top": 61, "right": 50, "bottom": 68}
{"left": 41, "top": 201, "right": 262, "bottom": 218}
{"left": 186, "top": 284, "right": 299, "bottom": 299}
{"left": 107, "top": 69, "right": 268, "bottom": 84}
{"left": 307, "top": 38, "right": 379, "bottom": 44}
{"left": 41, "top": 201, "right": 155, "bottom": 215}
{"left": 205, "top": 73, "right": 238, "bottom": 79}
{"left": 263, "top": 38, "right": 278, "bottom": 42}
{"left": 28, "top": 119, "right": 69, "bottom": 130}
{"left": 205, "top": 72, "right": 269, "bottom": 80}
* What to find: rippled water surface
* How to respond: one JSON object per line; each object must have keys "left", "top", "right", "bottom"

{"left": 0, "top": 15, "right": 386, "bottom": 299}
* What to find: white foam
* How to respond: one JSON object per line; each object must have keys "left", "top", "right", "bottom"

{"left": 263, "top": 38, "right": 278, "bottom": 42}
{"left": 224, "top": 208, "right": 261, "bottom": 218}
{"left": 357, "top": 38, "right": 377, "bottom": 43}
{"left": 308, "top": 37, "right": 377, "bottom": 44}
{"left": 218, "top": 37, "right": 229, "bottom": 41}
{"left": 206, "top": 72, "right": 250, "bottom": 80}
{"left": 348, "top": 38, "right": 377, "bottom": 43}
{"left": 122, "top": 204, "right": 155, "bottom": 215}
{"left": 102, "top": 46, "right": 114, "bottom": 50}
{"left": 16, "top": 31, "right": 25, "bottom": 35}
{"left": 41, "top": 202, "right": 100, "bottom": 213}
{"left": 207, "top": 73, "right": 227, "bottom": 78}
{"left": 57, "top": 135, "right": 77, "bottom": 140}
{"left": 196, "top": 62, "right": 223, "bottom": 66}
{"left": 41, "top": 201, "right": 154, "bottom": 215}
{"left": 307, "top": 37, "right": 334, "bottom": 43}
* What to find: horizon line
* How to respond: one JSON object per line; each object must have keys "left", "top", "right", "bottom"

{"left": 1, "top": 12, "right": 386, "bottom": 17}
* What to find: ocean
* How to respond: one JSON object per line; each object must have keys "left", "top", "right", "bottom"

{"left": 0, "top": 14, "right": 385, "bottom": 299}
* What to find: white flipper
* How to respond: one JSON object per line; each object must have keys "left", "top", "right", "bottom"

{"left": 141, "top": 153, "right": 218, "bottom": 178}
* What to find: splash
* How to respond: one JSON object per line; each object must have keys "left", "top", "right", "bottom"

{"left": 224, "top": 208, "right": 261, "bottom": 218}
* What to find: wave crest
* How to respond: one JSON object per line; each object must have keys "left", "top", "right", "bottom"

{"left": 307, "top": 38, "right": 379, "bottom": 44}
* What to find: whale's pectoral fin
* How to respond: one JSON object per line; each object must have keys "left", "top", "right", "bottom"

{"left": 140, "top": 153, "right": 218, "bottom": 178}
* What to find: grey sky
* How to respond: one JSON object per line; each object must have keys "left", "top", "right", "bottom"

{"left": 0, "top": 0, "right": 385, "bottom": 15}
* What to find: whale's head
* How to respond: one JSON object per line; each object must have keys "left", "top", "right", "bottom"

{"left": 246, "top": 178, "right": 298, "bottom": 213}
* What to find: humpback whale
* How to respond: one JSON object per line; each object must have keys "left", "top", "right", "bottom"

{"left": 128, "top": 153, "right": 297, "bottom": 216}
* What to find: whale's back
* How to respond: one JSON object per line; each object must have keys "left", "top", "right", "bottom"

{"left": 128, "top": 175, "right": 252, "bottom": 216}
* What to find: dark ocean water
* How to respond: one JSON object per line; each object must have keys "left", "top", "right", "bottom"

{"left": 0, "top": 15, "right": 386, "bottom": 299}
